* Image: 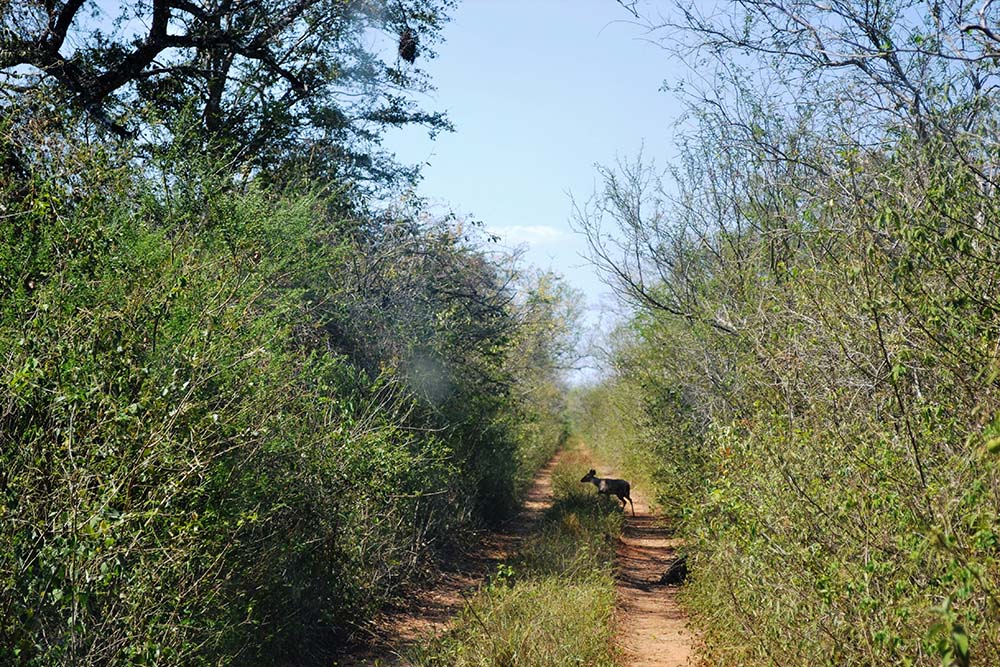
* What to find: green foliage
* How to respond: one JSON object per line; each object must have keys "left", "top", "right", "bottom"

{"left": 570, "top": 344, "right": 707, "bottom": 525}
{"left": 0, "top": 129, "right": 575, "bottom": 665}
{"left": 1, "top": 0, "right": 455, "bottom": 190}
{"left": 578, "top": 127, "right": 1000, "bottom": 665}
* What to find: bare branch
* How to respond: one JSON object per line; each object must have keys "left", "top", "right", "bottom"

{"left": 616, "top": 0, "right": 641, "bottom": 19}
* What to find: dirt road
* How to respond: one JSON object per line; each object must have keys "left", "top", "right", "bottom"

{"left": 336, "top": 454, "right": 562, "bottom": 665}
{"left": 615, "top": 488, "right": 695, "bottom": 666}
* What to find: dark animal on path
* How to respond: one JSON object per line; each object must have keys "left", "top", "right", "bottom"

{"left": 659, "top": 554, "right": 688, "bottom": 585}
{"left": 581, "top": 469, "right": 635, "bottom": 516}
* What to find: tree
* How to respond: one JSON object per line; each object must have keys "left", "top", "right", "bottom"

{"left": 1, "top": 0, "right": 454, "bottom": 188}
{"left": 573, "top": 3, "right": 1000, "bottom": 664}
{"left": 654, "top": 0, "right": 1000, "bottom": 160}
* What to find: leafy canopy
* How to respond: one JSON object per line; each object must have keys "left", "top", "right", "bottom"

{"left": 1, "top": 0, "right": 454, "bottom": 188}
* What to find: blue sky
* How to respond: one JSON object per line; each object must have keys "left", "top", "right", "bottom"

{"left": 387, "top": 0, "right": 687, "bottom": 364}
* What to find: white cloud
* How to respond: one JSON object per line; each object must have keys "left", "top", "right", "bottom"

{"left": 487, "top": 225, "right": 568, "bottom": 246}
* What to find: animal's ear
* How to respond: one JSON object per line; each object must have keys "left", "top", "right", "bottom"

{"left": 589, "top": 469, "right": 596, "bottom": 475}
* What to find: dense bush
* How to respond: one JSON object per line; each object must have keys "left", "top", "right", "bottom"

{"left": 0, "top": 129, "right": 574, "bottom": 665}
{"left": 575, "top": 2, "right": 1000, "bottom": 662}
{"left": 578, "top": 128, "right": 1000, "bottom": 667}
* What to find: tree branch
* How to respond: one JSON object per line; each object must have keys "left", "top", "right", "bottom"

{"left": 88, "top": 0, "right": 171, "bottom": 101}
{"left": 45, "top": 0, "right": 88, "bottom": 53}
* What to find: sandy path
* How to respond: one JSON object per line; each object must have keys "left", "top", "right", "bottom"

{"left": 336, "top": 453, "right": 563, "bottom": 665}
{"left": 615, "top": 487, "right": 695, "bottom": 666}
{"left": 337, "top": 451, "right": 697, "bottom": 667}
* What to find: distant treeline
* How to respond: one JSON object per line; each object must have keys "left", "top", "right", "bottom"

{"left": 576, "top": 1, "right": 1000, "bottom": 665}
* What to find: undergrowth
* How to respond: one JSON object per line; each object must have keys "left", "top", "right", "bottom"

{"left": 575, "top": 137, "right": 1000, "bottom": 666}
{"left": 0, "top": 133, "right": 576, "bottom": 665}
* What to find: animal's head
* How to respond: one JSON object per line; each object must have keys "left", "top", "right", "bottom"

{"left": 581, "top": 469, "right": 596, "bottom": 483}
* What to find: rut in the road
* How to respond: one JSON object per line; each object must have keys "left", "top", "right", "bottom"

{"left": 614, "top": 488, "right": 694, "bottom": 667}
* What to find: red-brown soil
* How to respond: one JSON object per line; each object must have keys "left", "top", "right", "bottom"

{"left": 335, "top": 454, "right": 562, "bottom": 666}
{"left": 615, "top": 487, "right": 695, "bottom": 666}
{"left": 335, "top": 451, "right": 697, "bottom": 666}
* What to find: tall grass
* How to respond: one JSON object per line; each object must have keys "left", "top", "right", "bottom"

{"left": 409, "top": 445, "right": 622, "bottom": 667}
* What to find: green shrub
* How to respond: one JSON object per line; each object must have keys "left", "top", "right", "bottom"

{"left": 0, "top": 136, "right": 574, "bottom": 665}
{"left": 578, "top": 141, "right": 1000, "bottom": 666}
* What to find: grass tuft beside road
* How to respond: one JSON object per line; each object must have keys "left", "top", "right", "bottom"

{"left": 408, "top": 444, "right": 622, "bottom": 667}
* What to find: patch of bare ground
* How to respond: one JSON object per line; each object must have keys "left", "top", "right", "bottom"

{"left": 334, "top": 453, "right": 563, "bottom": 666}
{"left": 615, "top": 488, "right": 695, "bottom": 667}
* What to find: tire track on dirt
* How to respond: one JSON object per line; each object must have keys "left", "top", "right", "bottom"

{"left": 615, "top": 487, "right": 694, "bottom": 666}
